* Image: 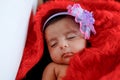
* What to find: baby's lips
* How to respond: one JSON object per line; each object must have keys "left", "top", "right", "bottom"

{"left": 62, "top": 52, "right": 74, "bottom": 58}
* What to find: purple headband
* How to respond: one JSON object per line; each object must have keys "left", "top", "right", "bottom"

{"left": 43, "top": 4, "right": 96, "bottom": 39}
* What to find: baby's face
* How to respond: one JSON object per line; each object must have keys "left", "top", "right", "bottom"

{"left": 45, "top": 17, "right": 86, "bottom": 64}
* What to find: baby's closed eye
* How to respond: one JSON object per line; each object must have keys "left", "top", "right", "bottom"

{"left": 66, "top": 33, "right": 78, "bottom": 40}
{"left": 49, "top": 40, "right": 58, "bottom": 48}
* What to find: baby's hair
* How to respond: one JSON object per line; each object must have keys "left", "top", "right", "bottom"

{"left": 43, "top": 15, "right": 76, "bottom": 33}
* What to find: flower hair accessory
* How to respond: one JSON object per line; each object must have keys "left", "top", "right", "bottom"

{"left": 67, "top": 4, "right": 96, "bottom": 39}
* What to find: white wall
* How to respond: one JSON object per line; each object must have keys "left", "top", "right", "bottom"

{"left": 0, "top": 0, "right": 38, "bottom": 80}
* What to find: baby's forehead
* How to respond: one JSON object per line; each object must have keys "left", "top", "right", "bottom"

{"left": 46, "top": 16, "right": 79, "bottom": 30}
{"left": 46, "top": 16, "right": 79, "bottom": 31}
{"left": 46, "top": 15, "right": 75, "bottom": 27}
{"left": 45, "top": 18, "right": 80, "bottom": 37}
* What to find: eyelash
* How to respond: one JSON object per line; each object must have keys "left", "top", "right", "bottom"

{"left": 67, "top": 35, "right": 76, "bottom": 40}
{"left": 68, "top": 36, "right": 75, "bottom": 39}
{"left": 51, "top": 42, "right": 57, "bottom": 47}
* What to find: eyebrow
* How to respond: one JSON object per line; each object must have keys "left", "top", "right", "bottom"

{"left": 65, "top": 30, "right": 78, "bottom": 35}
{"left": 47, "top": 38, "right": 57, "bottom": 44}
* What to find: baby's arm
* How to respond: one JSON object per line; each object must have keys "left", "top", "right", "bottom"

{"left": 42, "top": 62, "right": 56, "bottom": 80}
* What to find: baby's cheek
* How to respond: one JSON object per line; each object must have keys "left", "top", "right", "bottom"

{"left": 50, "top": 51, "right": 60, "bottom": 61}
{"left": 73, "top": 45, "right": 85, "bottom": 53}
{"left": 50, "top": 54, "right": 58, "bottom": 62}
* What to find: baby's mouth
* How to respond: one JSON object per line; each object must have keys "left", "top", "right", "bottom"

{"left": 62, "top": 52, "right": 74, "bottom": 58}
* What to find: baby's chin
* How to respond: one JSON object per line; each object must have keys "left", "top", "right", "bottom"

{"left": 63, "top": 53, "right": 75, "bottom": 64}
{"left": 62, "top": 54, "right": 78, "bottom": 65}
{"left": 63, "top": 58, "right": 71, "bottom": 65}
{"left": 56, "top": 58, "right": 71, "bottom": 65}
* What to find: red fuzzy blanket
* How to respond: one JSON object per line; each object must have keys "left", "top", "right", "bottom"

{"left": 16, "top": 0, "right": 120, "bottom": 80}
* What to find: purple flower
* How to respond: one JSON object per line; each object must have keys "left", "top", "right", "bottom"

{"left": 67, "top": 4, "right": 96, "bottom": 39}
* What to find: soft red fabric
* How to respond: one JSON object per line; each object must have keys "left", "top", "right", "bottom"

{"left": 16, "top": 11, "right": 44, "bottom": 79}
{"left": 16, "top": 0, "right": 120, "bottom": 80}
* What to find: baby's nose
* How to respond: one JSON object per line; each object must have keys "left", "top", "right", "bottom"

{"left": 59, "top": 40, "right": 69, "bottom": 49}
